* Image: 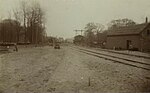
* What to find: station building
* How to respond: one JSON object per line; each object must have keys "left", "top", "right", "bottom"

{"left": 106, "top": 19, "right": 150, "bottom": 52}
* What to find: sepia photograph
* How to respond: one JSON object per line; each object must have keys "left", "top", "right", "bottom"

{"left": 0, "top": 0, "right": 150, "bottom": 93}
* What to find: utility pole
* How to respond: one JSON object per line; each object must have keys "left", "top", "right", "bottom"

{"left": 74, "top": 29, "right": 85, "bottom": 36}
{"left": 74, "top": 30, "right": 78, "bottom": 36}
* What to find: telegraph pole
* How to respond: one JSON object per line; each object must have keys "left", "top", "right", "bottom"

{"left": 74, "top": 30, "right": 78, "bottom": 36}
{"left": 74, "top": 29, "right": 85, "bottom": 36}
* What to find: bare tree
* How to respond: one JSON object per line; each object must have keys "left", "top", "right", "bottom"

{"left": 21, "top": 1, "right": 28, "bottom": 43}
{"left": 12, "top": 0, "right": 46, "bottom": 44}
{"left": 84, "top": 22, "right": 104, "bottom": 46}
{"left": 108, "top": 18, "right": 136, "bottom": 30}
{"left": 8, "top": 11, "right": 12, "bottom": 19}
{"left": 0, "top": 16, "right": 4, "bottom": 42}
{"left": 28, "top": 2, "right": 46, "bottom": 44}
{"left": 13, "top": 8, "right": 22, "bottom": 43}
{"left": 0, "top": 15, "right": 4, "bottom": 22}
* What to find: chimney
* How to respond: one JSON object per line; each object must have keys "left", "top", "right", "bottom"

{"left": 146, "top": 17, "right": 148, "bottom": 23}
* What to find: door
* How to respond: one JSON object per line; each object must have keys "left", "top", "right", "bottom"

{"left": 127, "top": 40, "right": 131, "bottom": 50}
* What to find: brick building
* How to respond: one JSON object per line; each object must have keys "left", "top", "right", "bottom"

{"left": 106, "top": 21, "right": 150, "bottom": 52}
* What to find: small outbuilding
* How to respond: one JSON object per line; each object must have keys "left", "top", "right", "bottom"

{"left": 106, "top": 21, "right": 150, "bottom": 52}
{"left": 74, "top": 35, "right": 84, "bottom": 45}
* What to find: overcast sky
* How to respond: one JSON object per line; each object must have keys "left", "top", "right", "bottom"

{"left": 0, "top": 0, "right": 150, "bottom": 38}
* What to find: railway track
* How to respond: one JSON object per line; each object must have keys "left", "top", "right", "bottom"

{"left": 94, "top": 48, "right": 150, "bottom": 59}
{"left": 72, "top": 46, "right": 150, "bottom": 71}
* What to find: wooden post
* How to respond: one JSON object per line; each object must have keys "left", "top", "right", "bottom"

{"left": 88, "top": 77, "right": 91, "bottom": 86}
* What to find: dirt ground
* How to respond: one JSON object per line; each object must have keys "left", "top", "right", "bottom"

{"left": 0, "top": 45, "right": 150, "bottom": 93}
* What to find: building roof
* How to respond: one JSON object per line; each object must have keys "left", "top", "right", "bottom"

{"left": 107, "top": 23, "right": 150, "bottom": 36}
{"left": 74, "top": 35, "right": 84, "bottom": 38}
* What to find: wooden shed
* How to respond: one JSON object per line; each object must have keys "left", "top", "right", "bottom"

{"left": 106, "top": 22, "right": 150, "bottom": 52}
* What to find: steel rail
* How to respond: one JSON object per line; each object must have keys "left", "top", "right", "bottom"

{"left": 71, "top": 47, "right": 150, "bottom": 71}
